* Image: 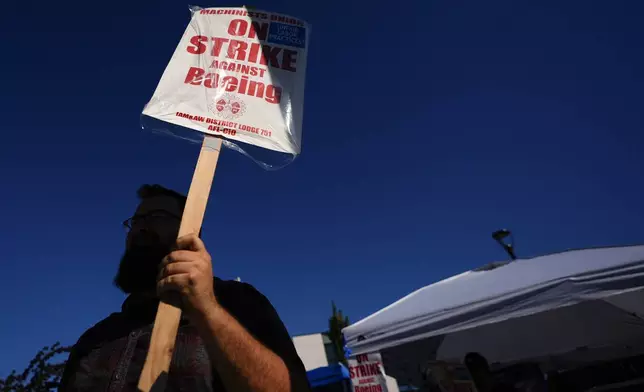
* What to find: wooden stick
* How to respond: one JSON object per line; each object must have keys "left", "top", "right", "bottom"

{"left": 138, "top": 136, "right": 223, "bottom": 392}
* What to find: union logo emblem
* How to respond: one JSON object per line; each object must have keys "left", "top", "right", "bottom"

{"left": 208, "top": 93, "right": 246, "bottom": 120}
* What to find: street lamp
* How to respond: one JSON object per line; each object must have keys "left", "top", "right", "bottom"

{"left": 492, "top": 229, "right": 517, "bottom": 261}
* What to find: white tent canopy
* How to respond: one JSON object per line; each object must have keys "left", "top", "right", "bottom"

{"left": 343, "top": 245, "right": 644, "bottom": 366}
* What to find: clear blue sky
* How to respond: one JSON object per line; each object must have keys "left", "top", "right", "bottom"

{"left": 1, "top": 0, "right": 643, "bottom": 376}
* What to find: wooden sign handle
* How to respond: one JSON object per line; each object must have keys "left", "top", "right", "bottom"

{"left": 138, "top": 136, "right": 223, "bottom": 392}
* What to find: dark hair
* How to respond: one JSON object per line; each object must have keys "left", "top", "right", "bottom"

{"left": 137, "top": 184, "right": 186, "bottom": 206}
{"left": 137, "top": 184, "right": 204, "bottom": 237}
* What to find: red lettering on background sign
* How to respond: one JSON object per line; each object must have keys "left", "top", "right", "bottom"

{"left": 356, "top": 354, "right": 369, "bottom": 363}
{"left": 349, "top": 362, "right": 382, "bottom": 378}
{"left": 354, "top": 385, "right": 382, "bottom": 392}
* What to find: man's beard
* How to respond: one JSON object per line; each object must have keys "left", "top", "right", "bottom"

{"left": 114, "top": 239, "right": 170, "bottom": 294}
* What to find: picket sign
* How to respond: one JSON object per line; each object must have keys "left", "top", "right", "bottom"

{"left": 137, "top": 5, "right": 309, "bottom": 391}
{"left": 348, "top": 353, "right": 390, "bottom": 392}
{"left": 142, "top": 7, "right": 309, "bottom": 155}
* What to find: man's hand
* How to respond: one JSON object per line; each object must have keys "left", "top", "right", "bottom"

{"left": 157, "top": 234, "right": 218, "bottom": 318}
{"left": 158, "top": 234, "right": 302, "bottom": 392}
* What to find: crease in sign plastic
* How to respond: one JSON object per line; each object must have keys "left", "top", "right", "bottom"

{"left": 141, "top": 6, "right": 310, "bottom": 162}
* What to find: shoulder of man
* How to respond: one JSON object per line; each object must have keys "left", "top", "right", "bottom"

{"left": 213, "top": 277, "right": 293, "bottom": 334}
{"left": 60, "top": 311, "right": 126, "bottom": 387}
{"left": 213, "top": 277, "right": 271, "bottom": 309}
{"left": 212, "top": 277, "right": 292, "bottom": 355}
{"left": 72, "top": 312, "right": 126, "bottom": 353}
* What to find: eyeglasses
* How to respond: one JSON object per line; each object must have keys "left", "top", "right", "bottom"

{"left": 123, "top": 211, "right": 181, "bottom": 231}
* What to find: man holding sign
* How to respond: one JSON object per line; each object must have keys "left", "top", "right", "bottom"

{"left": 135, "top": 7, "right": 310, "bottom": 389}
{"left": 60, "top": 5, "right": 311, "bottom": 391}
{"left": 59, "top": 185, "right": 310, "bottom": 392}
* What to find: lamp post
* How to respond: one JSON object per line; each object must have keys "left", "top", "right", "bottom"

{"left": 492, "top": 229, "right": 517, "bottom": 261}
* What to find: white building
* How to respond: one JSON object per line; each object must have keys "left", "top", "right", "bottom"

{"left": 292, "top": 333, "right": 338, "bottom": 371}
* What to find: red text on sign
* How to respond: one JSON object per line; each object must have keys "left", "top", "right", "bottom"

{"left": 199, "top": 9, "right": 269, "bottom": 20}
{"left": 176, "top": 112, "right": 205, "bottom": 122}
{"left": 187, "top": 35, "right": 298, "bottom": 72}
{"left": 184, "top": 67, "right": 282, "bottom": 104}
{"left": 349, "top": 362, "right": 382, "bottom": 378}
{"left": 175, "top": 112, "right": 274, "bottom": 139}
{"left": 208, "top": 60, "right": 267, "bottom": 78}
{"left": 227, "top": 19, "right": 269, "bottom": 40}
{"left": 207, "top": 125, "right": 236, "bottom": 136}
{"left": 354, "top": 386, "right": 382, "bottom": 392}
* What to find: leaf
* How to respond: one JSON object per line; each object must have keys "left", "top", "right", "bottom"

{"left": 0, "top": 342, "right": 71, "bottom": 392}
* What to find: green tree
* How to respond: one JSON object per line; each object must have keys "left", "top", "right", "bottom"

{"left": 0, "top": 342, "right": 71, "bottom": 392}
{"left": 327, "top": 301, "right": 350, "bottom": 366}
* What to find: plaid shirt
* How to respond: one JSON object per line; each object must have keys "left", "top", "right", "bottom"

{"left": 59, "top": 278, "right": 310, "bottom": 392}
